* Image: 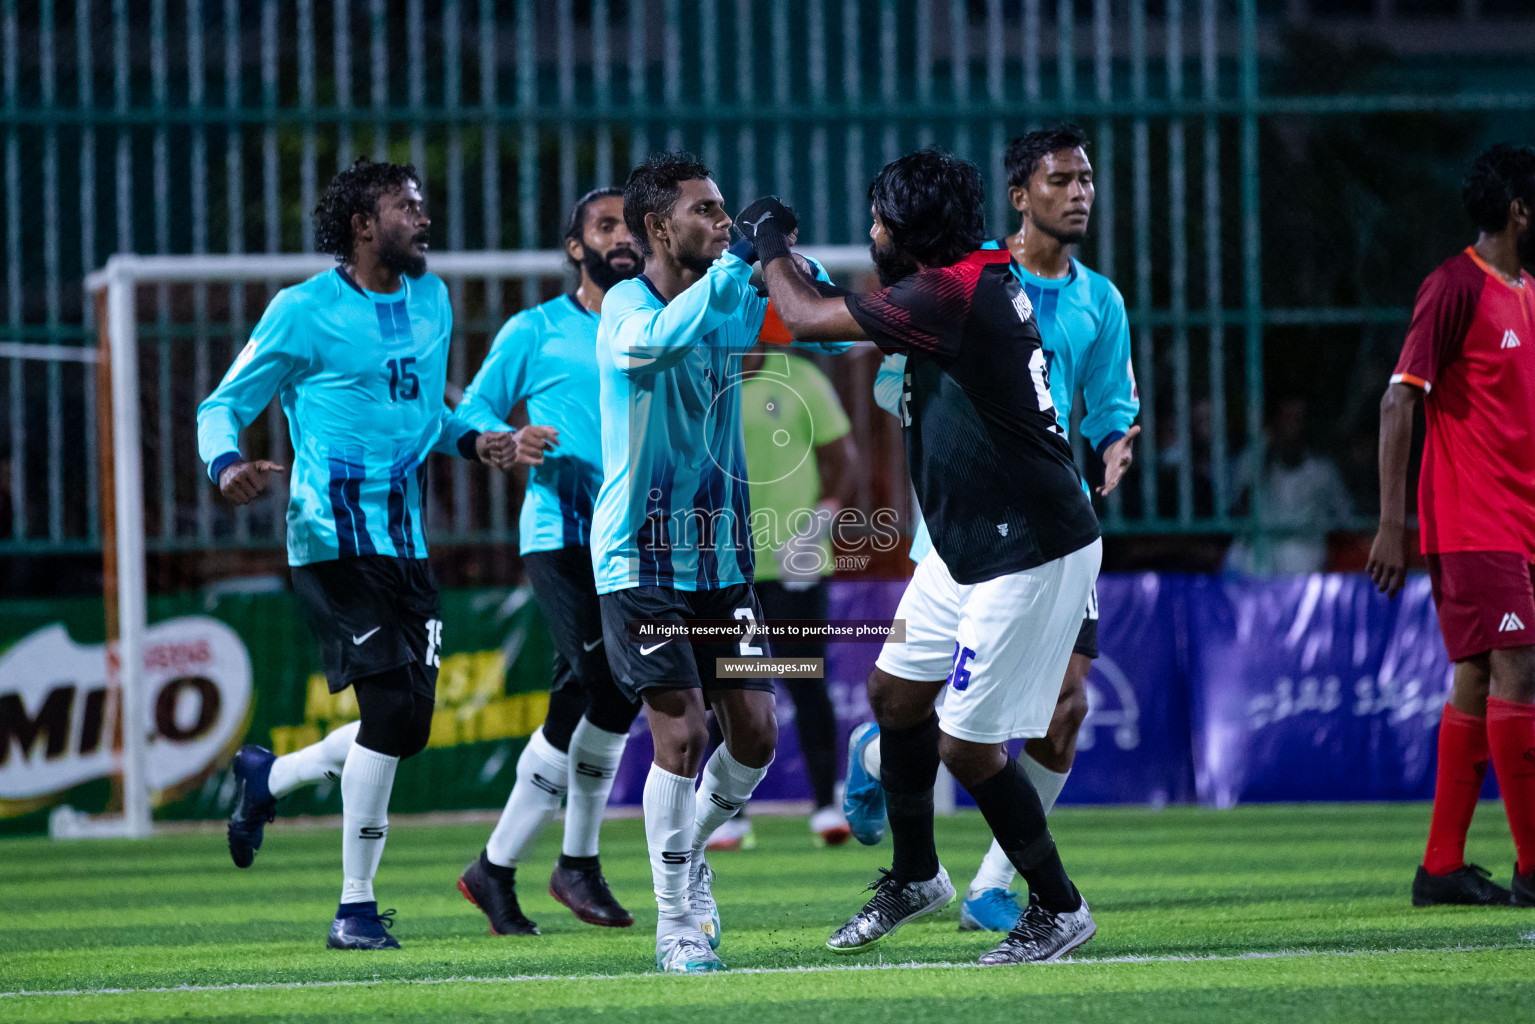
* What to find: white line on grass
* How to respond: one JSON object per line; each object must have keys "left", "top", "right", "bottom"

{"left": 4, "top": 941, "right": 1531, "bottom": 1000}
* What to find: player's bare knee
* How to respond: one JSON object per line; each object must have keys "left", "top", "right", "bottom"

{"left": 716, "top": 692, "right": 779, "bottom": 768}
{"left": 868, "top": 667, "right": 938, "bottom": 729}
{"left": 937, "top": 732, "right": 1003, "bottom": 790}
{"left": 1489, "top": 646, "right": 1535, "bottom": 703}
{"left": 1058, "top": 682, "right": 1089, "bottom": 734}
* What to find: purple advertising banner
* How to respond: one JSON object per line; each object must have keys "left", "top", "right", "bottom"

{"left": 1186, "top": 573, "right": 1457, "bottom": 807}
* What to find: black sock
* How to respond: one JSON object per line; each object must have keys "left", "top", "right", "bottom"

{"left": 480, "top": 848, "right": 516, "bottom": 882}
{"left": 967, "top": 757, "right": 1080, "bottom": 913}
{"left": 881, "top": 712, "right": 941, "bottom": 883}
{"left": 557, "top": 853, "right": 600, "bottom": 872}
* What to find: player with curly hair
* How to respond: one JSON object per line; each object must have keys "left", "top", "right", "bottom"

{"left": 1368, "top": 143, "right": 1535, "bottom": 909}
{"left": 197, "top": 157, "right": 516, "bottom": 949}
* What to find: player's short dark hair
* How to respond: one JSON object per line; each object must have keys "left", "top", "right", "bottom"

{"left": 313, "top": 157, "right": 422, "bottom": 264}
{"left": 1004, "top": 123, "right": 1091, "bottom": 191}
{"left": 564, "top": 186, "right": 626, "bottom": 265}
{"left": 623, "top": 152, "right": 713, "bottom": 258}
{"left": 1462, "top": 144, "right": 1535, "bottom": 233}
{"left": 868, "top": 148, "right": 986, "bottom": 269}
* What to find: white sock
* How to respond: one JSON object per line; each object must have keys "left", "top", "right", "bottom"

{"left": 861, "top": 734, "right": 882, "bottom": 778}
{"left": 339, "top": 742, "right": 398, "bottom": 905}
{"left": 970, "top": 755, "right": 1070, "bottom": 895}
{"left": 971, "top": 840, "right": 1018, "bottom": 894}
{"left": 562, "top": 718, "right": 629, "bottom": 860}
{"left": 485, "top": 727, "right": 569, "bottom": 868}
{"left": 692, "top": 746, "right": 772, "bottom": 856}
{"left": 268, "top": 721, "right": 360, "bottom": 798}
{"left": 643, "top": 763, "right": 697, "bottom": 926}
{"left": 1020, "top": 752, "right": 1070, "bottom": 814}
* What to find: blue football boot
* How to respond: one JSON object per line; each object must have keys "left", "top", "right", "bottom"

{"left": 959, "top": 887, "right": 1025, "bottom": 932}
{"left": 842, "top": 721, "right": 886, "bottom": 846}
{"left": 227, "top": 745, "right": 277, "bottom": 868}
{"left": 327, "top": 901, "right": 401, "bottom": 950}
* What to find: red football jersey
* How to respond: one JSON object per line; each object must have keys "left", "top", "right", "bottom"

{"left": 1392, "top": 247, "right": 1535, "bottom": 558}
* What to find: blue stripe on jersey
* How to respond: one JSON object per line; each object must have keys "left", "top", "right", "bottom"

{"left": 729, "top": 432, "right": 754, "bottom": 581}
{"left": 375, "top": 300, "right": 410, "bottom": 344}
{"left": 327, "top": 452, "right": 376, "bottom": 557}
{"left": 387, "top": 451, "right": 417, "bottom": 558}
{"left": 638, "top": 461, "right": 675, "bottom": 587}
{"left": 559, "top": 459, "right": 581, "bottom": 549}
{"left": 691, "top": 477, "right": 720, "bottom": 589}
{"left": 1023, "top": 281, "right": 1061, "bottom": 338}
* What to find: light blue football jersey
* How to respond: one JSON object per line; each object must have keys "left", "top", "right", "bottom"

{"left": 879, "top": 244, "right": 1137, "bottom": 562}
{"left": 590, "top": 251, "right": 852, "bottom": 594}
{"left": 197, "top": 268, "right": 481, "bottom": 566}
{"left": 458, "top": 293, "right": 603, "bottom": 555}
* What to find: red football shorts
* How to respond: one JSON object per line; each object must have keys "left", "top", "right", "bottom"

{"left": 1426, "top": 550, "right": 1535, "bottom": 662}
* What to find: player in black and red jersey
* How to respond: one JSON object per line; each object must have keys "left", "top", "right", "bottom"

{"left": 1368, "top": 144, "right": 1535, "bottom": 908}
{"left": 741, "top": 149, "right": 1102, "bottom": 965}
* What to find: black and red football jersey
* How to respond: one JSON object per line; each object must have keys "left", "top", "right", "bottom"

{"left": 846, "top": 248, "right": 1100, "bottom": 583}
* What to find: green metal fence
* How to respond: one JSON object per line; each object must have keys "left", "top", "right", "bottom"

{"left": 3, "top": 0, "right": 1535, "bottom": 561}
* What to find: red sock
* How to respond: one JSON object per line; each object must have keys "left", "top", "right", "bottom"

{"left": 1423, "top": 702, "right": 1489, "bottom": 876}
{"left": 1487, "top": 696, "right": 1535, "bottom": 876}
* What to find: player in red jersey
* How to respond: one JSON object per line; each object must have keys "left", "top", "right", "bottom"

{"left": 1368, "top": 144, "right": 1535, "bottom": 908}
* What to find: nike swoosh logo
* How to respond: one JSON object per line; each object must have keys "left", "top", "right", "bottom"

{"left": 582, "top": 637, "right": 604, "bottom": 652}
{"left": 639, "top": 640, "right": 671, "bottom": 656}
{"left": 352, "top": 627, "right": 381, "bottom": 645}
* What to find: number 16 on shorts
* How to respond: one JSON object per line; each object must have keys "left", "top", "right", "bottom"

{"left": 948, "top": 642, "right": 976, "bottom": 691}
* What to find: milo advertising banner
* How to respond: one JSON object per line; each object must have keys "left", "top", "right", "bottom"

{"left": 0, "top": 586, "right": 554, "bottom": 835}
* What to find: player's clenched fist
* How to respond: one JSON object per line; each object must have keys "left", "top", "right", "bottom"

{"left": 218, "top": 459, "right": 284, "bottom": 505}
{"left": 732, "top": 196, "right": 798, "bottom": 266}
{"left": 472, "top": 430, "right": 517, "bottom": 470}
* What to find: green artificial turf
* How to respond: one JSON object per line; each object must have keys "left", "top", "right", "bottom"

{"left": 2, "top": 804, "right": 1531, "bottom": 1022}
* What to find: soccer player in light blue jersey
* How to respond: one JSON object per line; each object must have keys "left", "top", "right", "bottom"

{"left": 849, "top": 126, "right": 1141, "bottom": 935}
{"left": 588, "top": 153, "right": 851, "bottom": 973}
{"left": 197, "top": 159, "right": 514, "bottom": 950}
{"left": 453, "top": 188, "right": 646, "bottom": 936}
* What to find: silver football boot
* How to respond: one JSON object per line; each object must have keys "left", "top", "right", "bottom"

{"left": 976, "top": 891, "right": 1095, "bottom": 965}
{"left": 826, "top": 865, "right": 955, "bottom": 954}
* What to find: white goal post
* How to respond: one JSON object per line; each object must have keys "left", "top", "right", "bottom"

{"left": 73, "top": 246, "right": 875, "bottom": 839}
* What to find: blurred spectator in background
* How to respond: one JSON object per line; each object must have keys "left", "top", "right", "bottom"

{"left": 1154, "top": 396, "right": 1218, "bottom": 520}
{"left": 1226, "top": 395, "right": 1352, "bottom": 574}
{"left": 1341, "top": 428, "right": 1381, "bottom": 519}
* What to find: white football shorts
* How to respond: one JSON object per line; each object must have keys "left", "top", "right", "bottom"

{"left": 874, "top": 539, "right": 1102, "bottom": 744}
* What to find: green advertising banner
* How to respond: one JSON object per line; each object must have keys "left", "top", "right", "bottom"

{"left": 0, "top": 585, "right": 555, "bottom": 835}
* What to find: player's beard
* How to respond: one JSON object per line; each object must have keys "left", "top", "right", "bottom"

{"left": 583, "top": 243, "right": 642, "bottom": 291}
{"left": 676, "top": 240, "right": 717, "bottom": 276}
{"left": 379, "top": 231, "right": 429, "bottom": 278}
{"left": 1518, "top": 222, "right": 1535, "bottom": 269}
{"left": 870, "top": 237, "right": 920, "bottom": 287}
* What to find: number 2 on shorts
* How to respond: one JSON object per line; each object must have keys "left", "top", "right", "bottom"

{"left": 733, "top": 607, "right": 764, "bottom": 657}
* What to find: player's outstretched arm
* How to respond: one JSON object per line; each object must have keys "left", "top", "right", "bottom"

{"left": 1098, "top": 425, "right": 1141, "bottom": 496}
{"left": 602, "top": 256, "right": 760, "bottom": 376}
{"left": 1080, "top": 280, "right": 1142, "bottom": 495}
{"left": 197, "top": 290, "right": 306, "bottom": 495}
{"left": 757, "top": 234, "right": 867, "bottom": 343}
{"left": 1366, "top": 381, "right": 1423, "bottom": 598}
{"left": 459, "top": 311, "right": 544, "bottom": 433}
